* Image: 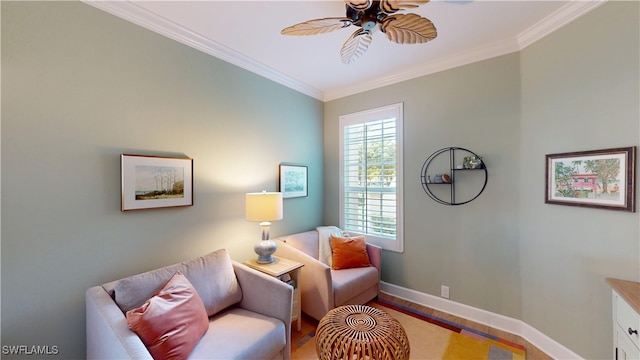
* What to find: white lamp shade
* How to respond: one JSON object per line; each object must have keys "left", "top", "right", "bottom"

{"left": 245, "top": 192, "right": 283, "bottom": 222}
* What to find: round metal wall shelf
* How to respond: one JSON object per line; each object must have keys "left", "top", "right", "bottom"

{"left": 420, "top": 147, "right": 488, "bottom": 205}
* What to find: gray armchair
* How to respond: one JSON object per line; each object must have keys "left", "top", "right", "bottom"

{"left": 274, "top": 229, "right": 381, "bottom": 321}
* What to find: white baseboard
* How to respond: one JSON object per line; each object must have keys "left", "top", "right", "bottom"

{"left": 380, "top": 281, "right": 583, "bottom": 359}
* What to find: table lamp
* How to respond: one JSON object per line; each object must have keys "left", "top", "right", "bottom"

{"left": 245, "top": 191, "right": 283, "bottom": 264}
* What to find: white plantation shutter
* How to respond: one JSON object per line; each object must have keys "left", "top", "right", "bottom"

{"left": 339, "top": 103, "right": 404, "bottom": 252}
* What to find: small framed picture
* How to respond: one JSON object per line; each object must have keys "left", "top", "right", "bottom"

{"left": 545, "top": 146, "right": 635, "bottom": 212}
{"left": 279, "top": 164, "right": 308, "bottom": 198}
{"left": 121, "top": 154, "right": 193, "bottom": 211}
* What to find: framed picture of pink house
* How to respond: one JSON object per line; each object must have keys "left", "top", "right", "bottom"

{"left": 545, "top": 146, "right": 636, "bottom": 212}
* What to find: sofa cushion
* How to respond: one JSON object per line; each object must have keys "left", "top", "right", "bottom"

{"left": 332, "top": 266, "right": 379, "bottom": 305}
{"left": 126, "top": 272, "right": 209, "bottom": 360}
{"left": 330, "top": 235, "right": 371, "bottom": 270}
{"left": 114, "top": 249, "right": 242, "bottom": 316}
{"left": 190, "top": 307, "right": 286, "bottom": 360}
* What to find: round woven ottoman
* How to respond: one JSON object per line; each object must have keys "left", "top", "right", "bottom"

{"left": 315, "top": 304, "right": 410, "bottom": 360}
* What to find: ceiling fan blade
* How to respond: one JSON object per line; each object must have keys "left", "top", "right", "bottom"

{"left": 281, "top": 18, "right": 353, "bottom": 36}
{"left": 379, "top": 0, "right": 430, "bottom": 14}
{"left": 345, "top": 0, "right": 373, "bottom": 11}
{"left": 381, "top": 13, "right": 437, "bottom": 44}
{"left": 340, "top": 29, "right": 373, "bottom": 64}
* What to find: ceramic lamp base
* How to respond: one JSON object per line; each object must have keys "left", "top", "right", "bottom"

{"left": 254, "top": 239, "right": 277, "bottom": 264}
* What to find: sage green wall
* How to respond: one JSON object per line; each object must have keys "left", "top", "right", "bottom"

{"left": 519, "top": 2, "right": 639, "bottom": 358}
{"left": 2, "top": 2, "right": 323, "bottom": 358}
{"left": 324, "top": 53, "right": 524, "bottom": 318}
{"left": 325, "top": 2, "right": 638, "bottom": 358}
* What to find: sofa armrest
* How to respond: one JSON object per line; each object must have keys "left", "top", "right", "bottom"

{"left": 86, "top": 286, "right": 152, "bottom": 359}
{"left": 232, "top": 261, "right": 293, "bottom": 322}
{"left": 275, "top": 240, "right": 334, "bottom": 320}
{"left": 366, "top": 243, "right": 382, "bottom": 273}
{"left": 232, "top": 261, "right": 293, "bottom": 360}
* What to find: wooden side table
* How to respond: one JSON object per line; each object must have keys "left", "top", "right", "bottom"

{"left": 244, "top": 256, "right": 304, "bottom": 331}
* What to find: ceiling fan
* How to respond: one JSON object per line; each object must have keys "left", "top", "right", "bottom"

{"left": 281, "top": 0, "right": 438, "bottom": 64}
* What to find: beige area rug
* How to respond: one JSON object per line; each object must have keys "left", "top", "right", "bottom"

{"left": 291, "top": 301, "right": 525, "bottom": 360}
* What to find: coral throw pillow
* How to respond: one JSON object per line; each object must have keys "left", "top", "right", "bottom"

{"left": 330, "top": 235, "right": 372, "bottom": 270}
{"left": 126, "top": 271, "right": 209, "bottom": 360}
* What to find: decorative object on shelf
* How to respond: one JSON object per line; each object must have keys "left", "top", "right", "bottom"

{"left": 545, "top": 146, "right": 636, "bottom": 212}
{"left": 463, "top": 155, "right": 483, "bottom": 169}
{"left": 279, "top": 164, "right": 308, "bottom": 198}
{"left": 420, "top": 147, "right": 488, "bottom": 206}
{"left": 245, "top": 191, "right": 283, "bottom": 263}
{"left": 281, "top": 0, "right": 437, "bottom": 64}
{"left": 121, "top": 154, "right": 193, "bottom": 211}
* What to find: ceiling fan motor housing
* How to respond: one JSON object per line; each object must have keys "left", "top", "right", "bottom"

{"left": 282, "top": 0, "right": 437, "bottom": 64}
{"left": 346, "top": 2, "right": 389, "bottom": 29}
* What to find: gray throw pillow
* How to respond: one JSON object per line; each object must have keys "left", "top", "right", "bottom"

{"left": 114, "top": 249, "right": 242, "bottom": 317}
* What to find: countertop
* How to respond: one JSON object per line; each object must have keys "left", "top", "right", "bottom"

{"left": 606, "top": 277, "right": 640, "bottom": 314}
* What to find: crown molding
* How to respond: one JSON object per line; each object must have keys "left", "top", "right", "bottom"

{"left": 82, "top": 0, "right": 325, "bottom": 101}
{"left": 517, "top": 0, "right": 608, "bottom": 49}
{"left": 324, "top": 0, "right": 607, "bottom": 101}
{"left": 324, "top": 38, "right": 521, "bottom": 101}
{"left": 83, "top": 0, "right": 606, "bottom": 103}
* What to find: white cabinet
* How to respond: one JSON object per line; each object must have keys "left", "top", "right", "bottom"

{"left": 617, "top": 326, "right": 640, "bottom": 360}
{"left": 607, "top": 278, "right": 640, "bottom": 360}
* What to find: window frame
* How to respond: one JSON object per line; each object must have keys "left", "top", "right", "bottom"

{"left": 338, "top": 103, "right": 404, "bottom": 253}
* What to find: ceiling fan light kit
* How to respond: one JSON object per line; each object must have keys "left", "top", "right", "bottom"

{"left": 281, "top": 0, "right": 438, "bottom": 64}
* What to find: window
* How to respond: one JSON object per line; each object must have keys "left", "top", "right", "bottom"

{"left": 339, "top": 103, "right": 403, "bottom": 252}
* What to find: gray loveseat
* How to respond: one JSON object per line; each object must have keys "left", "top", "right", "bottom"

{"left": 85, "top": 249, "right": 293, "bottom": 359}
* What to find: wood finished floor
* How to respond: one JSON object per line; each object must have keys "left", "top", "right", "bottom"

{"left": 291, "top": 293, "right": 554, "bottom": 360}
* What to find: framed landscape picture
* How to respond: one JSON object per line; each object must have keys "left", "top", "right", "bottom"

{"left": 279, "top": 164, "right": 308, "bottom": 198}
{"left": 121, "top": 154, "right": 193, "bottom": 211}
{"left": 545, "top": 146, "right": 635, "bottom": 212}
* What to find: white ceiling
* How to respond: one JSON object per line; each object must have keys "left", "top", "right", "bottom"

{"left": 84, "top": 0, "right": 606, "bottom": 101}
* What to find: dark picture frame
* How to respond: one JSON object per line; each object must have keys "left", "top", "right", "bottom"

{"left": 545, "top": 146, "right": 635, "bottom": 212}
{"left": 279, "top": 164, "right": 308, "bottom": 198}
{"left": 121, "top": 154, "right": 193, "bottom": 211}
